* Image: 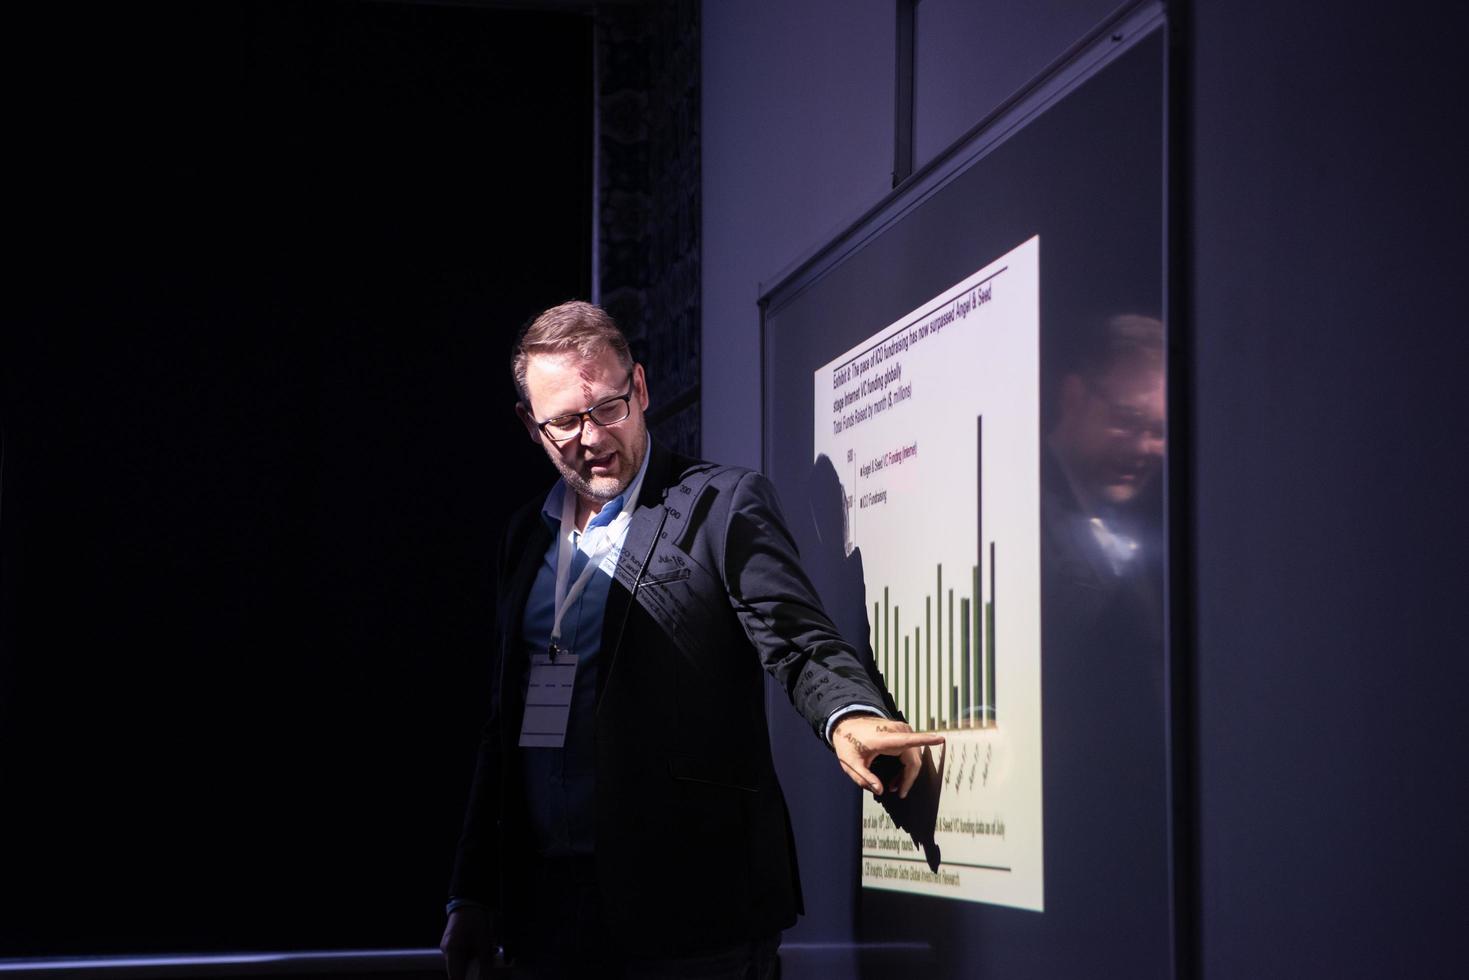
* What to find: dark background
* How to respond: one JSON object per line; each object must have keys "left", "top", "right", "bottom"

{"left": 5, "top": 0, "right": 1469, "bottom": 975}
{"left": 3, "top": 1, "right": 591, "bottom": 955}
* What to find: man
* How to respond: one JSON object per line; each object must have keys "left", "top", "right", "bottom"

{"left": 441, "top": 302, "right": 939, "bottom": 979}
{"left": 1044, "top": 313, "right": 1166, "bottom": 599}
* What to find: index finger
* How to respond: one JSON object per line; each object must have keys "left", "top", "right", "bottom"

{"left": 870, "top": 730, "right": 945, "bottom": 754}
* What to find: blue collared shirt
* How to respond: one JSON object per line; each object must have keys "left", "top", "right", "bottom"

{"left": 518, "top": 452, "right": 648, "bottom": 857}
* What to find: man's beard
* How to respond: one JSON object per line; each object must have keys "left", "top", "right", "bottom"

{"left": 561, "top": 466, "right": 622, "bottom": 502}
{"left": 549, "top": 431, "right": 647, "bottom": 502}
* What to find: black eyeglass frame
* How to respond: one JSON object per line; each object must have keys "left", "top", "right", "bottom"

{"left": 533, "top": 371, "right": 637, "bottom": 443}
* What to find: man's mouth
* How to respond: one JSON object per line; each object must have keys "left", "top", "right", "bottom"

{"left": 1106, "top": 459, "right": 1157, "bottom": 489}
{"left": 587, "top": 452, "right": 617, "bottom": 475}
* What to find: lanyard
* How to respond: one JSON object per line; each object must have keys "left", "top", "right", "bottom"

{"left": 548, "top": 461, "right": 646, "bottom": 660}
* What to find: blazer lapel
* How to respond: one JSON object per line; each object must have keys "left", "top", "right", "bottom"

{"left": 596, "top": 442, "right": 676, "bottom": 703}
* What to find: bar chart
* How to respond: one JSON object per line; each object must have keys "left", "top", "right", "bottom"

{"left": 872, "top": 454, "right": 999, "bottom": 734}
{"left": 813, "top": 235, "right": 1044, "bottom": 910}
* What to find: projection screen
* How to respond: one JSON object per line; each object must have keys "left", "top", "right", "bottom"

{"left": 760, "top": 7, "right": 1176, "bottom": 976}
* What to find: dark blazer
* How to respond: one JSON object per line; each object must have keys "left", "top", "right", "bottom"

{"left": 449, "top": 441, "right": 888, "bottom": 956}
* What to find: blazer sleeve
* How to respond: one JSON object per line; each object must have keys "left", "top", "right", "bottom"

{"left": 447, "top": 704, "right": 502, "bottom": 909}
{"left": 447, "top": 500, "right": 536, "bottom": 910}
{"left": 720, "top": 469, "right": 891, "bottom": 741}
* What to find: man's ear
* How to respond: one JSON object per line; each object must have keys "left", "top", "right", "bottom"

{"left": 632, "top": 363, "right": 650, "bottom": 411}
{"left": 515, "top": 402, "right": 542, "bottom": 445}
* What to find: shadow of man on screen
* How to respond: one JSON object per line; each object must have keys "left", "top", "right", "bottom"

{"left": 803, "top": 453, "right": 942, "bottom": 871}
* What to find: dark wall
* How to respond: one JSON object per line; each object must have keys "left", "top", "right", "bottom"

{"left": 705, "top": 0, "right": 1469, "bottom": 977}
{"left": 3, "top": 1, "right": 591, "bottom": 957}
{"left": 597, "top": 0, "right": 703, "bottom": 456}
{"left": 1187, "top": 2, "right": 1469, "bottom": 976}
{"left": 911, "top": 0, "right": 1125, "bottom": 167}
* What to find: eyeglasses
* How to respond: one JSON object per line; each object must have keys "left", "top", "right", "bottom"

{"left": 535, "top": 372, "right": 636, "bottom": 443}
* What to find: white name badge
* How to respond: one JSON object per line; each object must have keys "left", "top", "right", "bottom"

{"left": 518, "top": 651, "right": 578, "bottom": 748}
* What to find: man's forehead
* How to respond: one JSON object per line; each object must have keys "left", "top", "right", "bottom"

{"left": 524, "top": 351, "right": 625, "bottom": 405}
{"left": 1094, "top": 360, "right": 1163, "bottom": 395}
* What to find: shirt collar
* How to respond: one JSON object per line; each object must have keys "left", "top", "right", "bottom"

{"left": 540, "top": 444, "right": 653, "bottom": 530}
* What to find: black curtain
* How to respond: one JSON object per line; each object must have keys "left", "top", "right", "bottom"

{"left": 3, "top": 0, "right": 592, "bottom": 956}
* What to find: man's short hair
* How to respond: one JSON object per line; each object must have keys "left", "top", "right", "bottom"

{"left": 512, "top": 300, "right": 634, "bottom": 403}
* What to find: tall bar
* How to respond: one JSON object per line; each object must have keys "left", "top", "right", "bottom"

{"left": 976, "top": 415, "right": 983, "bottom": 576}
{"left": 975, "top": 413, "right": 983, "bottom": 731}
{"left": 948, "top": 587, "right": 955, "bottom": 731}
{"left": 925, "top": 597, "right": 932, "bottom": 731}
{"left": 975, "top": 414, "right": 983, "bottom": 729}
{"left": 935, "top": 565, "right": 943, "bottom": 728}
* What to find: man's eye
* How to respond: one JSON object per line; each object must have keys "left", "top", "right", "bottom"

{"left": 588, "top": 400, "right": 625, "bottom": 423}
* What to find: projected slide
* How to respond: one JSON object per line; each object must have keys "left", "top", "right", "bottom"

{"left": 813, "top": 236, "right": 1044, "bottom": 910}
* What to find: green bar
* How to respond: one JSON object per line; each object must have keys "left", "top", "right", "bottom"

{"left": 883, "top": 587, "right": 890, "bottom": 690}
{"left": 925, "top": 596, "right": 931, "bottom": 732}
{"left": 904, "top": 635, "right": 910, "bottom": 723}
{"left": 936, "top": 565, "right": 943, "bottom": 727}
{"left": 960, "top": 598, "right": 971, "bottom": 728}
{"left": 987, "top": 540, "right": 997, "bottom": 726}
{"left": 948, "top": 587, "right": 955, "bottom": 731}
{"left": 904, "top": 628, "right": 916, "bottom": 728}
{"left": 972, "top": 564, "right": 981, "bottom": 730}
{"left": 894, "top": 605, "right": 901, "bottom": 714}
{"left": 986, "top": 601, "right": 997, "bottom": 727}
{"left": 873, "top": 599, "right": 881, "bottom": 680}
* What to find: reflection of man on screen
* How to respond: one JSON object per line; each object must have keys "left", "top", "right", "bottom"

{"left": 1045, "top": 313, "right": 1165, "bottom": 590}
{"left": 1042, "top": 314, "right": 1169, "bottom": 918}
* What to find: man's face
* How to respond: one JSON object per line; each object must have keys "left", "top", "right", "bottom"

{"left": 518, "top": 348, "right": 650, "bottom": 503}
{"left": 1055, "top": 360, "right": 1165, "bottom": 506}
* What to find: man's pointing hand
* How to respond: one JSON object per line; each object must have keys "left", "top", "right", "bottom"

{"left": 832, "top": 715, "right": 944, "bottom": 798}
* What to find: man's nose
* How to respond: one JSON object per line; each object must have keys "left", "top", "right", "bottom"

{"left": 579, "top": 416, "right": 607, "bottom": 449}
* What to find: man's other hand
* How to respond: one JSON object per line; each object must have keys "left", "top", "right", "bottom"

{"left": 831, "top": 715, "right": 944, "bottom": 798}
{"left": 440, "top": 905, "right": 501, "bottom": 980}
